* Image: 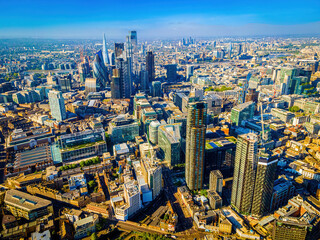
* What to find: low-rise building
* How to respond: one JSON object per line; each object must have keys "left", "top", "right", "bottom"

{"left": 4, "top": 189, "right": 53, "bottom": 221}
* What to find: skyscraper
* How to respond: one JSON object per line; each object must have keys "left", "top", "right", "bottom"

{"left": 146, "top": 51, "right": 155, "bottom": 83}
{"left": 186, "top": 65, "right": 194, "bottom": 81}
{"left": 48, "top": 90, "right": 66, "bottom": 121}
{"left": 140, "top": 70, "right": 149, "bottom": 93}
{"left": 238, "top": 72, "right": 251, "bottom": 104}
{"left": 111, "top": 69, "right": 120, "bottom": 99}
{"left": 231, "top": 133, "right": 258, "bottom": 214}
{"left": 115, "top": 43, "right": 125, "bottom": 58}
{"left": 231, "top": 133, "right": 278, "bottom": 216}
{"left": 102, "top": 33, "right": 110, "bottom": 66}
{"left": 165, "top": 64, "right": 177, "bottom": 83}
{"left": 93, "top": 50, "right": 108, "bottom": 90}
{"left": 251, "top": 151, "right": 278, "bottom": 217}
{"left": 129, "top": 31, "right": 137, "bottom": 53}
{"left": 116, "top": 58, "right": 131, "bottom": 98}
{"left": 78, "top": 57, "right": 90, "bottom": 84}
{"left": 185, "top": 101, "right": 207, "bottom": 190}
{"left": 151, "top": 81, "right": 161, "bottom": 97}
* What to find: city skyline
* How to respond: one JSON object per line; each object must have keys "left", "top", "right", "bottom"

{"left": 1, "top": 0, "right": 320, "bottom": 39}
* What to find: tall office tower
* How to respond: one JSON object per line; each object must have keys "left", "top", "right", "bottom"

{"left": 146, "top": 51, "right": 155, "bottom": 83}
{"left": 58, "top": 75, "right": 72, "bottom": 93}
{"left": 238, "top": 72, "right": 251, "bottom": 104}
{"left": 109, "top": 52, "right": 115, "bottom": 66}
{"left": 251, "top": 151, "right": 278, "bottom": 217}
{"left": 102, "top": 33, "right": 110, "bottom": 66}
{"left": 245, "top": 89, "right": 259, "bottom": 103}
{"left": 213, "top": 41, "right": 216, "bottom": 48}
{"left": 228, "top": 43, "right": 232, "bottom": 56}
{"left": 115, "top": 43, "right": 125, "bottom": 58}
{"left": 93, "top": 50, "right": 108, "bottom": 90}
{"left": 232, "top": 133, "right": 258, "bottom": 214}
{"left": 78, "top": 57, "right": 90, "bottom": 84}
{"left": 165, "top": 64, "right": 177, "bottom": 83}
{"left": 209, "top": 170, "right": 223, "bottom": 195}
{"left": 231, "top": 133, "right": 278, "bottom": 216}
{"left": 185, "top": 101, "right": 207, "bottom": 190}
{"left": 151, "top": 81, "right": 161, "bottom": 97}
{"left": 48, "top": 90, "right": 66, "bottom": 121}
{"left": 238, "top": 44, "right": 242, "bottom": 55}
{"left": 111, "top": 69, "right": 120, "bottom": 99}
{"left": 140, "top": 70, "right": 149, "bottom": 93}
{"left": 186, "top": 65, "right": 194, "bottom": 81}
{"left": 116, "top": 58, "right": 131, "bottom": 98}
{"left": 129, "top": 31, "right": 137, "bottom": 53}
{"left": 85, "top": 78, "right": 97, "bottom": 94}
{"left": 230, "top": 101, "right": 255, "bottom": 126}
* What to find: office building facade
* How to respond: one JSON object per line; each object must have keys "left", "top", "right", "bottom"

{"left": 146, "top": 51, "right": 155, "bottom": 83}
{"left": 48, "top": 90, "right": 66, "bottom": 121}
{"left": 209, "top": 170, "right": 223, "bottom": 195}
{"left": 93, "top": 50, "right": 108, "bottom": 90}
{"left": 185, "top": 101, "right": 207, "bottom": 190}
{"left": 231, "top": 133, "right": 278, "bottom": 216}
{"left": 165, "top": 64, "right": 177, "bottom": 83}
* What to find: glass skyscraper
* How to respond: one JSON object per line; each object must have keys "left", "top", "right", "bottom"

{"left": 48, "top": 90, "right": 66, "bottom": 121}
{"left": 102, "top": 33, "right": 110, "bottom": 66}
{"left": 93, "top": 50, "right": 108, "bottom": 90}
{"left": 231, "top": 133, "right": 278, "bottom": 216}
{"left": 185, "top": 101, "right": 207, "bottom": 190}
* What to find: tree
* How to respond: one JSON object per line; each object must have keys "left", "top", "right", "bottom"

{"left": 289, "top": 106, "right": 300, "bottom": 112}
{"left": 91, "top": 232, "right": 98, "bottom": 240}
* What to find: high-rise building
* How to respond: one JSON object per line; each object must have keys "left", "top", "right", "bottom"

{"left": 129, "top": 31, "right": 137, "bottom": 53}
{"left": 165, "top": 64, "right": 177, "bottom": 83}
{"left": 109, "top": 52, "right": 115, "bottom": 65}
{"left": 140, "top": 70, "right": 149, "bottom": 93}
{"left": 141, "top": 156, "right": 162, "bottom": 200}
{"left": 158, "top": 123, "right": 182, "bottom": 167}
{"left": 111, "top": 69, "right": 121, "bottom": 99}
{"left": 231, "top": 133, "right": 258, "bottom": 214}
{"left": 146, "top": 51, "right": 155, "bottom": 83}
{"left": 48, "top": 90, "right": 66, "bottom": 121}
{"left": 78, "top": 57, "right": 90, "bottom": 84}
{"left": 238, "top": 73, "right": 251, "bottom": 104}
{"left": 148, "top": 120, "right": 160, "bottom": 144}
{"left": 116, "top": 58, "right": 131, "bottom": 98}
{"left": 124, "top": 180, "right": 141, "bottom": 217}
{"left": 245, "top": 89, "right": 259, "bottom": 103}
{"left": 115, "top": 43, "right": 125, "bottom": 58}
{"left": 251, "top": 151, "right": 278, "bottom": 217}
{"left": 230, "top": 101, "right": 255, "bottom": 126}
{"left": 209, "top": 170, "right": 223, "bottom": 195}
{"left": 186, "top": 65, "right": 194, "bottom": 81}
{"left": 231, "top": 133, "right": 278, "bottom": 216}
{"left": 238, "top": 44, "right": 242, "bottom": 55}
{"left": 93, "top": 50, "right": 108, "bottom": 90}
{"left": 58, "top": 75, "right": 72, "bottom": 93}
{"left": 185, "top": 101, "right": 207, "bottom": 190}
{"left": 85, "top": 78, "right": 97, "bottom": 94}
{"left": 152, "top": 81, "right": 162, "bottom": 97}
{"left": 102, "top": 33, "right": 110, "bottom": 66}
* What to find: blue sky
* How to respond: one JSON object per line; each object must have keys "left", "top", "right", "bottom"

{"left": 1, "top": 0, "right": 320, "bottom": 39}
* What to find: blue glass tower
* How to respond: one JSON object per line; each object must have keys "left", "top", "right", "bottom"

{"left": 48, "top": 90, "right": 66, "bottom": 121}
{"left": 93, "top": 50, "right": 108, "bottom": 90}
{"left": 103, "top": 33, "right": 110, "bottom": 66}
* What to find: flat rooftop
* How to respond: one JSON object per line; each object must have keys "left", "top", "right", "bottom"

{"left": 5, "top": 189, "right": 52, "bottom": 212}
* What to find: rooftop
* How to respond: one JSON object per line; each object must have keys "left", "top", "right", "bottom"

{"left": 5, "top": 189, "right": 52, "bottom": 212}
